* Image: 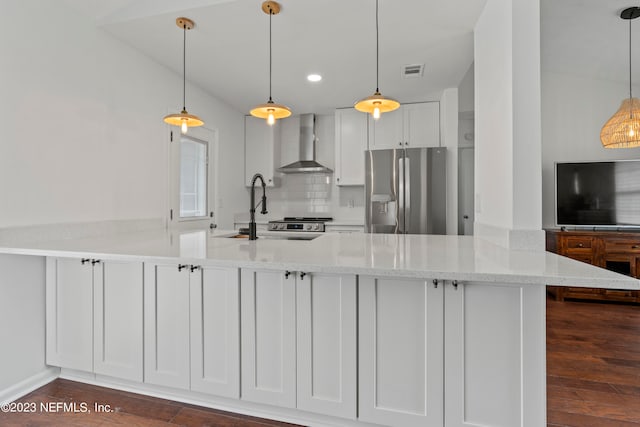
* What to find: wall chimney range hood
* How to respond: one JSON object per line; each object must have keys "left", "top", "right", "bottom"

{"left": 277, "top": 114, "right": 333, "bottom": 174}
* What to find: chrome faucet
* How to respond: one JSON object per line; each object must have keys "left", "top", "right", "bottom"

{"left": 249, "top": 173, "right": 268, "bottom": 240}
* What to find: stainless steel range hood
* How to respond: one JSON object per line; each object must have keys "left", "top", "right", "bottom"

{"left": 277, "top": 114, "right": 333, "bottom": 174}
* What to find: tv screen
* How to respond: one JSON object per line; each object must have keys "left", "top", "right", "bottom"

{"left": 556, "top": 161, "right": 640, "bottom": 227}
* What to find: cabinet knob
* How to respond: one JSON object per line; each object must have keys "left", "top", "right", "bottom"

{"left": 300, "top": 272, "right": 307, "bottom": 280}
{"left": 633, "top": 245, "right": 639, "bottom": 249}
{"left": 91, "top": 259, "right": 101, "bottom": 265}
{"left": 190, "top": 265, "right": 201, "bottom": 272}
{"left": 178, "top": 264, "right": 189, "bottom": 272}
{"left": 284, "top": 270, "right": 291, "bottom": 279}
{"left": 398, "top": 142, "right": 403, "bottom": 146}
{"left": 81, "top": 258, "right": 91, "bottom": 265}
{"left": 452, "top": 280, "right": 459, "bottom": 290}
{"left": 433, "top": 279, "right": 438, "bottom": 289}
{"left": 336, "top": 177, "right": 340, "bottom": 182}
{"left": 405, "top": 142, "right": 409, "bottom": 146}
{"left": 268, "top": 178, "right": 272, "bottom": 183}
{"left": 577, "top": 243, "right": 584, "bottom": 248}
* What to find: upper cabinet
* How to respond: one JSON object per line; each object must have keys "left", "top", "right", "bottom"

{"left": 335, "top": 108, "right": 368, "bottom": 186}
{"left": 369, "top": 102, "right": 440, "bottom": 150}
{"left": 245, "top": 116, "right": 280, "bottom": 187}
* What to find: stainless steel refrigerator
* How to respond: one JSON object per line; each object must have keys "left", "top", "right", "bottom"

{"left": 365, "top": 147, "right": 447, "bottom": 234}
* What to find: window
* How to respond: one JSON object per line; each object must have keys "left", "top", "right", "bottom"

{"left": 179, "top": 136, "right": 207, "bottom": 218}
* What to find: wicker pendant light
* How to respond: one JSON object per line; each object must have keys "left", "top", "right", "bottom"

{"left": 163, "top": 17, "right": 204, "bottom": 134}
{"left": 601, "top": 7, "right": 640, "bottom": 148}
{"left": 354, "top": 0, "right": 399, "bottom": 120}
{"left": 250, "top": 1, "right": 291, "bottom": 126}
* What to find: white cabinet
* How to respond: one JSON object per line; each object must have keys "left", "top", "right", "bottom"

{"left": 144, "top": 262, "right": 240, "bottom": 397}
{"left": 190, "top": 266, "right": 240, "bottom": 398}
{"left": 359, "top": 276, "right": 444, "bottom": 427}
{"left": 245, "top": 115, "right": 280, "bottom": 187}
{"left": 144, "top": 262, "right": 191, "bottom": 390}
{"left": 369, "top": 102, "right": 440, "bottom": 150}
{"left": 444, "top": 281, "right": 546, "bottom": 427}
{"left": 240, "top": 269, "right": 297, "bottom": 408}
{"left": 93, "top": 260, "right": 144, "bottom": 381}
{"left": 296, "top": 272, "right": 357, "bottom": 418}
{"left": 241, "top": 269, "right": 357, "bottom": 417}
{"left": 46, "top": 257, "right": 143, "bottom": 381}
{"left": 324, "top": 224, "right": 364, "bottom": 233}
{"left": 334, "top": 108, "right": 368, "bottom": 186}
{"left": 46, "top": 257, "right": 94, "bottom": 372}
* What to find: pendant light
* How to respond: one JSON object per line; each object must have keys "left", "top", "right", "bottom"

{"left": 600, "top": 7, "right": 640, "bottom": 148}
{"left": 250, "top": 1, "right": 291, "bottom": 126}
{"left": 354, "top": 0, "right": 399, "bottom": 120}
{"left": 163, "top": 17, "right": 204, "bottom": 134}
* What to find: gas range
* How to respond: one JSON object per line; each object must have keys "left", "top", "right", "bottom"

{"left": 267, "top": 217, "right": 333, "bottom": 232}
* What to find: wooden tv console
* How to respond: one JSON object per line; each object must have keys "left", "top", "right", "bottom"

{"left": 546, "top": 229, "right": 640, "bottom": 303}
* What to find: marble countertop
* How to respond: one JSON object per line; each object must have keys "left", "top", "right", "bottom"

{"left": 0, "top": 228, "right": 637, "bottom": 289}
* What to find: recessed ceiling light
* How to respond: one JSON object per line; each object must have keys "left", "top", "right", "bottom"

{"left": 307, "top": 74, "right": 322, "bottom": 82}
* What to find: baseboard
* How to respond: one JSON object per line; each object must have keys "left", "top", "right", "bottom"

{"left": 59, "top": 369, "right": 382, "bottom": 427}
{"left": 0, "top": 367, "right": 60, "bottom": 404}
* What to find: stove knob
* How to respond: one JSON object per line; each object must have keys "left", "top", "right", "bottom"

{"left": 279, "top": 224, "right": 286, "bottom": 230}
{"left": 313, "top": 224, "right": 319, "bottom": 231}
{"left": 306, "top": 224, "right": 312, "bottom": 230}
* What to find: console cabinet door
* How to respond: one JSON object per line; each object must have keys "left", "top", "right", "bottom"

{"left": 444, "top": 281, "right": 546, "bottom": 427}
{"left": 240, "top": 269, "right": 296, "bottom": 408}
{"left": 46, "top": 257, "right": 94, "bottom": 372}
{"left": 359, "top": 276, "right": 444, "bottom": 427}
{"left": 296, "top": 272, "right": 357, "bottom": 418}
{"left": 335, "top": 108, "right": 368, "bottom": 186}
{"left": 93, "top": 260, "right": 143, "bottom": 381}
{"left": 190, "top": 266, "right": 240, "bottom": 398}
{"left": 144, "top": 263, "right": 191, "bottom": 390}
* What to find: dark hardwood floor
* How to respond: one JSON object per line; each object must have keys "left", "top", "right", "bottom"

{"left": 2, "top": 295, "right": 639, "bottom": 426}
{"left": 547, "top": 295, "right": 640, "bottom": 426}
{"left": 0, "top": 378, "right": 302, "bottom": 427}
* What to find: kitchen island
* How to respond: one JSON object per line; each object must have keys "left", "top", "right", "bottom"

{"left": 0, "top": 228, "right": 637, "bottom": 427}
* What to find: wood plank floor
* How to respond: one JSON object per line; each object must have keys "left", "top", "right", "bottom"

{"left": 1, "top": 295, "right": 639, "bottom": 426}
{"left": 547, "top": 295, "right": 640, "bottom": 426}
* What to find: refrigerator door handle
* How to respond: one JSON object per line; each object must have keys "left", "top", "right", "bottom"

{"left": 398, "top": 156, "right": 404, "bottom": 234}
{"left": 404, "top": 156, "right": 410, "bottom": 234}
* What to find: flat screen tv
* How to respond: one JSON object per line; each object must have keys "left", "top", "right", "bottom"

{"left": 556, "top": 160, "right": 640, "bottom": 228}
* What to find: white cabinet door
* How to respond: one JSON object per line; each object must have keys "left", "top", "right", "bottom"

{"left": 144, "top": 263, "right": 191, "bottom": 390}
{"left": 46, "top": 257, "right": 94, "bottom": 372}
{"left": 240, "top": 269, "right": 296, "bottom": 408}
{"left": 93, "top": 260, "right": 143, "bottom": 382}
{"left": 359, "top": 276, "right": 444, "bottom": 427}
{"left": 335, "top": 108, "right": 368, "bottom": 186}
{"left": 368, "top": 108, "right": 403, "bottom": 150}
{"left": 245, "top": 116, "right": 279, "bottom": 187}
{"left": 404, "top": 102, "right": 440, "bottom": 148}
{"left": 190, "top": 266, "right": 240, "bottom": 398}
{"left": 444, "top": 281, "right": 546, "bottom": 427}
{"left": 296, "top": 272, "right": 357, "bottom": 418}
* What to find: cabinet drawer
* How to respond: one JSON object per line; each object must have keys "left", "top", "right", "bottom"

{"left": 604, "top": 239, "right": 640, "bottom": 254}
{"left": 602, "top": 289, "right": 640, "bottom": 301}
{"left": 564, "top": 237, "right": 593, "bottom": 250}
{"left": 564, "top": 253, "right": 594, "bottom": 264}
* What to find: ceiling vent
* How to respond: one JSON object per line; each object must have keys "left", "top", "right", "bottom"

{"left": 402, "top": 64, "right": 424, "bottom": 78}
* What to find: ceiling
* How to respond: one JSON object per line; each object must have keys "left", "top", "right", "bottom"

{"left": 61, "top": 0, "right": 639, "bottom": 116}
{"left": 62, "top": 0, "right": 486, "bottom": 115}
{"left": 541, "top": 0, "right": 640, "bottom": 84}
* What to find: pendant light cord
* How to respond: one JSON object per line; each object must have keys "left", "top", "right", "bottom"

{"left": 183, "top": 23, "right": 187, "bottom": 111}
{"left": 269, "top": 6, "right": 273, "bottom": 103}
{"left": 376, "top": 0, "right": 379, "bottom": 93}
{"left": 630, "top": 16, "right": 633, "bottom": 101}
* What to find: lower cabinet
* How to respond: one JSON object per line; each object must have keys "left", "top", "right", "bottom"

{"left": 358, "top": 276, "right": 444, "bottom": 427}
{"left": 444, "top": 281, "right": 546, "bottom": 427}
{"left": 144, "top": 263, "right": 240, "bottom": 398}
{"left": 240, "top": 269, "right": 357, "bottom": 418}
{"left": 46, "top": 257, "right": 143, "bottom": 381}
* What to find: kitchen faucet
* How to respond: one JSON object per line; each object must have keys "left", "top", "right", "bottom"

{"left": 249, "top": 173, "right": 268, "bottom": 240}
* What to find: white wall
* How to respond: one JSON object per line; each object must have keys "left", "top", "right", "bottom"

{"left": 459, "top": 64, "right": 475, "bottom": 114}
{"left": 0, "top": 255, "right": 50, "bottom": 397}
{"left": 474, "top": 0, "right": 544, "bottom": 249}
{"left": 441, "top": 88, "right": 459, "bottom": 235}
{"left": 541, "top": 71, "right": 640, "bottom": 228}
{"left": 0, "top": 1, "right": 246, "bottom": 229}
